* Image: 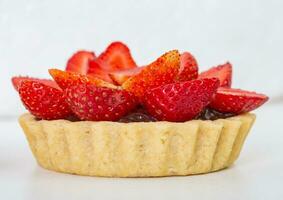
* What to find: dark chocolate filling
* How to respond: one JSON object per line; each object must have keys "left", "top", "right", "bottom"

{"left": 195, "top": 108, "right": 235, "bottom": 121}
{"left": 118, "top": 108, "right": 235, "bottom": 123}
{"left": 119, "top": 108, "right": 157, "bottom": 123}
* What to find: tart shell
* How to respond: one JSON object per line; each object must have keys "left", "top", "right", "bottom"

{"left": 19, "top": 113, "right": 255, "bottom": 177}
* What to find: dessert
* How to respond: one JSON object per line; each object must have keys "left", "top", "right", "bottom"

{"left": 13, "top": 41, "right": 268, "bottom": 177}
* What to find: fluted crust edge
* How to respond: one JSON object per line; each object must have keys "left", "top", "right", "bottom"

{"left": 19, "top": 113, "right": 255, "bottom": 177}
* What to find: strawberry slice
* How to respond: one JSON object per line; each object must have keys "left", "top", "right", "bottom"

{"left": 210, "top": 87, "right": 269, "bottom": 114}
{"left": 88, "top": 60, "right": 115, "bottom": 83}
{"left": 109, "top": 67, "right": 144, "bottom": 85}
{"left": 65, "top": 83, "right": 137, "bottom": 121}
{"left": 96, "top": 41, "right": 137, "bottom": 71}
{"left": 19, "top": 80, "right": 72, "bottom": 120}
{"left": 12, "top": 76, "right": 59, "bottom": 91}
{"left": 66, "top": 51, "right": 96, "bottom": 74}
{"left": 198, "top": 62, "right": 232, "bottom": 87}
{"left": 49, "top": 69, "right": 117, "bottom": 90}
{"left": 144, "top": 78, "right": 220, "bottom": 122}
{"left": 122, "top": 50, "right": 181, "bottom": 98}
{"left": 176, "top": 52, "right": 198, "bottom": 81}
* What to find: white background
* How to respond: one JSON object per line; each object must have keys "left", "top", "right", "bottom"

{"left": 0, "top": 0, "right": 283, "bottom": 199}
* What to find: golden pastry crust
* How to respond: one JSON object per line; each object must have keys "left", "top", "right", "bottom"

{"left": 19, "top": 113, "right": 255, "bottom": 177}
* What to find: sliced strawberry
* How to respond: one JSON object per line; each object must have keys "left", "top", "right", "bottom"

{"left": 12, "top": 76, "right": 59, "bottom": 91}
{"left": 122, "top": 50, "right": 181, "bottom": 98}
{"left": 176, "top": 52, "right": 198, "bottom": 81}
{"left": 144, "top": 78, "right": 220, "bottom": 122}
{"left": 109, "top": 67, "right": 144, "bottom": 85}
{"left": 96, "top": 41, "right": 137, "bottom": 71}
{"left": 65, "top": 83, "right": 137, "bottom": 121}
{"left": 49, "top": 69, "right": 117, "bottom": 90}
{"left": 198, "top": 62, "right": 232, "bottom": 87}
{"left": 66, "top": 51, "right": 96, "bottom": 74}
{"left": 210, "top": 87, "right": 269, "bottom": 114}
{"left": 88, "top": 60, "right": 115, "bottom": 83}
{"left": 19, "top": 80, "right": 72, "bottom": 120}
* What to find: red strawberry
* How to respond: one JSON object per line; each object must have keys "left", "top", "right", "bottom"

{"left": 66, "top": 51, "right": 96, "bottom": 74}
{"left": 49, "top": 69, "right": 117, "bottom": 90}
{"left": 144, "top": 78, "right": 220, "bottom": 122}
{"left": 122, "top": 50, "right": 180, "bottom": 98}
{"left": 88, "top": 60, "right": 115, "bottom": 83}
{"left": 19, "top": 80, "right": 72, "bottom": 120}
{"left": 198, "top": 62, "right": 232, "bottom": 87}
{"left": 210, "top": 87, "right": 269, "bottom": 114}
{"left": 109, "top": 67, "right": 144, "bottom": 85}
{"left": 96, "top": 41, "right": 137, "bottom": 71}
{"left": 12, "top": 76, "right": 59, "bottom": 91}
{"left": 176, "top": 52, "right": 198, "bottom": 81}
{"left": 65, "top": 83, "right": 137, "bottom": 121}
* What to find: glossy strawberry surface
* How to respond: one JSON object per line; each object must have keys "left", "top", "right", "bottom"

{"left": 12, "top": 42, "right": 269, "bottom": 122}
{"left": 122, "top": 50, "right": 180, "bottom": 98}
{"left": 144, "top": 78, "right": 220, "bottom": 121}
{"left": 12, "top": 76, "right": 59, "bottom": 91}
{"left": 177, "top": 52, "right": 198, "bottom": 81}
{"left": 19, "top": 80, "right": 71, "bottom": 120}
{"left": 109, "top": 67, "right": 144, "bottom": 85}
{"left": 49, "top": 69, "right": 116, "bottom": 90}
{"left": 210, "top": 87, "right": 269, "bottom": 114}
{"left": 66, "top": 50, "right": 96, "bottom": 74}
{"left": 97, "top": 41, "right": 137, "bottom": 71}
{"left": 199, "top": 62, "right": 232, "bottom": 87}
{"left": 65, "top": 83, "right": 137, "bottom": 121}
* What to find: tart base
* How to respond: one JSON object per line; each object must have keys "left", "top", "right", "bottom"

{"left": 19, "top": 113, "right": 255, "bottom": 177}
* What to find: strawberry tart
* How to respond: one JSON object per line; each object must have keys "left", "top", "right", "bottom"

{"left": 13, "top": 42, "right": 268, "bottom": 177}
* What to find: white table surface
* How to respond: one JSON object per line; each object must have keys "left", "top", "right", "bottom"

{"left": 1, "top": 104, "right": 282, "bottom": 200}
